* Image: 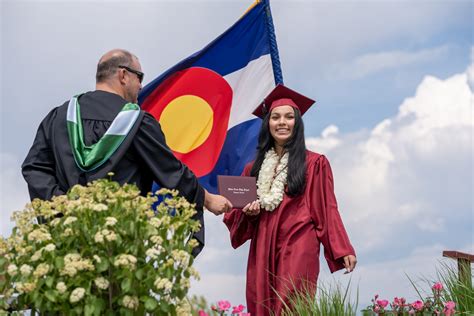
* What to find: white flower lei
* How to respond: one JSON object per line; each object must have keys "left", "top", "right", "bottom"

{"left": 257, "top": 148, "right": 289, "bottom": 211}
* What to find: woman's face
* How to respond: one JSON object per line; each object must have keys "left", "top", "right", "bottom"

{"left": 269, "top": 105, "right": 295, "bottom": 146}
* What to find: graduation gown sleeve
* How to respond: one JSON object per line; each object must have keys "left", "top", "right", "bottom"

{"left": 132, "top": 113, "right": 204, "bottom": 208}
{"left": 223, "top": 163, "right": 259, "bottom": 249}
{"left": 308, "top": 155, "right": 355, "bottom": 273}
{"left": 22, "top": 108, "right": 66, "bottom": 201}
{"left": 133, "top": 113, "right": 206, "bottom": 256}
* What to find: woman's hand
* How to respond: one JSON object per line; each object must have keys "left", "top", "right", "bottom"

{"left": 242, "top": 200, "right": 261, "bottom": 216}
{"left": 343, "top": 255, "right": 357, "bottom": 273}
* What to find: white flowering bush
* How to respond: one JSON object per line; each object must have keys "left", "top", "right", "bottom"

{"left": 0, "top": 178, "right": 201, "bottom": 315}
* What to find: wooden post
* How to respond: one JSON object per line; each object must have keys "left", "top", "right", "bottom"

{"left": 442, "top": 250, "right": 473, "bottom": 288}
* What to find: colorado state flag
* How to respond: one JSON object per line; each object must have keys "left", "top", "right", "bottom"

{"left": 138, "top": 0, "right": 283, "bottom": 193}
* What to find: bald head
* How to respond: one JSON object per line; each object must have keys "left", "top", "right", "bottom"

{"left": 96, "top": 49, "right": 137, "bottom": 83}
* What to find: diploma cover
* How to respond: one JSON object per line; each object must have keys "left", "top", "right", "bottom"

{"left": 217, "top": 175, "right": 258, "bottom": 209}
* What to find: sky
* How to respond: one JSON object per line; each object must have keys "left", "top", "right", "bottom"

{"left": 1, "top": 0, "right": 473, "bottom": 312}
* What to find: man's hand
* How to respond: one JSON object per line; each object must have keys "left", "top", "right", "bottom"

{"left": 204, "top": 190, "right": 232, "bottom": 215}
{"left": 242, "top": 200, "right": 260, "bottom": 216}
{"left": 343, "top": 255, "right": 357, "bottom": 274}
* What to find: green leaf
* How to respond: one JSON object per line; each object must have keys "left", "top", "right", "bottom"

{"left": 45, "top": 276, "right": 54, "bottom": 288}
{"left": 44, "top": 290, "right": 57, "bottom": 303}
{"left": 84, "top": 303, "right": 95, "bottom": 316}
{"left": 115, "top": 234, "right": 123, "bottom": 245}
{"left": 144, "top": 296, "right": 158, "bottom": 311}
{"left": 160, "top": 301, "right": 170, "bottom": 313}
{"left": 55, "top": 256, "right": 64, "bottom": 269}
{"left": 121, "top": 278, "right": 132, "bottom": 292}
{"left": 135, "top": 268, "right": 144, "bottom": 280}
{"left": 96, "top": 258, "right": 109, "bottom": 272}
{"left": 92, "top": 298, "right": 106, "bottom": 316}
{"left": 0, "top": 257, "right": 6, "bottom": 267}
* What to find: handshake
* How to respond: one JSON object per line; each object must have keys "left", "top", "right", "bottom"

{"left": 204, "top": 190, "right": 233, "bottom": 215}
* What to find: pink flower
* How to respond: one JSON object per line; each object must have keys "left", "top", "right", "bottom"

{"left": 432, "top": 282, "right": 443, "bottom": 291}
{"left": 376, "top": 299, "right": 389, "bottom": 308}
{"left": 232, "top": 304, "right": 245, "bottom": 313}
{"left": 444, "top": 301, "right": 455, "bottom": 310}
{"left": 400, "top": 297, "right": 406, "bottom": 304}
{"left": 217, "top": 300, "right": 231, "bottom": 312}
{"left": 444, "top": 307, "right": 455, "bottom": 316}
{"left": 238, "top": 313, "right": 251, "bottom": 316}
{"left": 412, "top": 300, "right": 424, "bottom": 311}
{"left": 392, "top": 297, "right": 401, "bottom": 305}
{"left": 198, "top": 310, "right": 209, "bottom": 316}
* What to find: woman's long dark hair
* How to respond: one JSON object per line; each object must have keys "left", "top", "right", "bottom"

{"left": 250, "top": 107, "right": 307, "bottom": 196}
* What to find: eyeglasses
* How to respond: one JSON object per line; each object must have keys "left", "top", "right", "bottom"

{"left": 118, "top": 65, "right": 144, "bottom": 83}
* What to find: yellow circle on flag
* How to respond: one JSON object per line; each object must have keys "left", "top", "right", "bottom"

{"left": 160, "top": 95, "right": 214, "bottom": 154}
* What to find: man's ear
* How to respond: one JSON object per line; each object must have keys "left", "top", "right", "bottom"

{"left": 118, "top": 69, "right": 127, "bottom": 85}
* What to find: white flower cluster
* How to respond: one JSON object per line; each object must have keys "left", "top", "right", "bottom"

{"left": 27, "top": 227, "right": 52, "bottom": 243}
{"left": 94, "top": 277, "right": 109, "bottom": 290}
{"left": 176, "top": 299, "right": 192, "bottom": 316}
{"left": 154, "top": 277, "right": 173, "bottom": 294}
{"left": 63, "top": 216, "right": 78, "bottom": 225}
{"left": 114, "top": 254, "right": 137, "bottom": 270}
{"left": 179, "top": 277, "right": 190, "bottom": 289}
{"left": 149, "top": 217, "right": 162, "bottom": 228}
{"left": 56, "top": 282, "right": 67, "bottom": 294}
{"left": 44, "top": 243, "right": 56, "bottom": 252}
{"left": 62, "top": 228, "right": 74, "bottom": 237}
{"left": 186, "top": 266, "right": 200, "bottom": 281}
{"left": 69, "top": 287, "right": 85, "bottom": 303}
{"left": 31, "top": 243, "right": 56, "bottom": 262}
{"left": 49, "top": 218, "right": 61, "bottom": 227}
{"left": 146, "top": 246, "right": 163, "bottom": 259}
{"left": 16, "top": 281, "right": 37, "bottom": 293}
{"left": 91, "top": 203, "right": 108, "bottom": 212}
{"left": 150, "top": 235, "right": 163, "bottom": 245}
{"left": 104, "top": 216, "right": 118, "bottom": 226}
{"left": 60, "top": 253, "right": 94, "bottom": 277}
{"left": 7, "top": 264, "right": 18, "bottom": 276}
{"left": 171, "top": 250, "right": 190, "bottom": 269}
{"left": 33, "top": 263, "right": 50, "bottom": 278}
{"left": 122, "top": 295, "right": 139, "bottom": 310}
{"left": 20, "top": 264, "right": 33, "bottom": 276}
{"left": 257, "top": 148, "right": 289, "bottom": 211}
{"left": 94, "top": 229, "right": 117, "bottom": 243}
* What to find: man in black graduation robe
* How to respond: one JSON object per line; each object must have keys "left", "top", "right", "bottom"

{"left": 21, "top": 49, "right": 232, "bottom": 256}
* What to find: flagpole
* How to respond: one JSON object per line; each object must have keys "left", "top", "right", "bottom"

{"left": 262, "top": 0, "right": 284, "bottom": 84}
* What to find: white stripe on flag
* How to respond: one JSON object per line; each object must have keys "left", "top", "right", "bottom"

{"left": 224, "top": 54, "right": 275, "bottom": 129}
{"left": 105, "top": 110, "right": 140, "bottom": 136}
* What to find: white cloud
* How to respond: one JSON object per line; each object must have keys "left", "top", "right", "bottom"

{"left": 331, "top": 46, "right": 450, "bottom": 80}
{"left": 307, "top": 62, "right": 473, "bottom": 255}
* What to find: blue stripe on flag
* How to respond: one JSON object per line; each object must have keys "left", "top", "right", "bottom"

{"left": 199, "top": 118, "right": 261, "bottom": 193}
{"left": 139, "top": 2, "right": 269, "bottom": 104}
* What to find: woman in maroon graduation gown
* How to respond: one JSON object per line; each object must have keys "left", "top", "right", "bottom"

{"left": 224, "top": 84, "right": 357, "bottom": 315}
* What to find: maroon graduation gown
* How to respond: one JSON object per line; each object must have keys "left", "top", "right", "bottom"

{"left": 223, "top": 151, "right": 355, "bottom": 315}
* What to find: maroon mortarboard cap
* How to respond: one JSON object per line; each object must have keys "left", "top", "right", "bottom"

{"left": 252, "top": 84, "right": 316, "bottom": 119}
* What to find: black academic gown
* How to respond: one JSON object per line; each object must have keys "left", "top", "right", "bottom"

{"left": 22, "top": 90, "right": 206, "bottom": 255}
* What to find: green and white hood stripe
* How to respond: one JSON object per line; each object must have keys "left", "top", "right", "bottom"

{"left": 67, "top": 95, "right": 140, "bottom": 171}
